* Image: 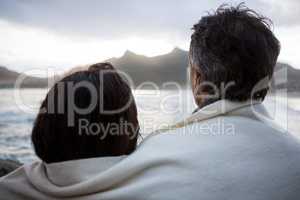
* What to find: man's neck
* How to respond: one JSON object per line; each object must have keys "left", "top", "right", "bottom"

{"left": 193, "top": 98, "right": 220, "bottom": 114}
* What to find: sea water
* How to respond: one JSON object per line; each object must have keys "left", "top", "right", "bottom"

{"left": 0, "top": 88, "right": 299, "bottom": 163}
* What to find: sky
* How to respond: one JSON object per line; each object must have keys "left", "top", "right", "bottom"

{"left": 0, "top": 0, "right": 299, "bottom": 75}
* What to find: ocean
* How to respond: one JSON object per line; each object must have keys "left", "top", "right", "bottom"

{"left": 0, "top": 88, "right": 299, "bottom": 163}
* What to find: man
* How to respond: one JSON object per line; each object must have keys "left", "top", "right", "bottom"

{"left": 164, "top": 3, "right": 300, "bottom": 198}
{"left": 134, "top": 3, "right": 300, "bottom": 199}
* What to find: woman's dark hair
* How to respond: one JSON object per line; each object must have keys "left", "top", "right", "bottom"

{"left": 190, "top": 3, "right": 280, "bottom": 101}
{"left": 32, "top": 63, "right": 139, "bottom": 163}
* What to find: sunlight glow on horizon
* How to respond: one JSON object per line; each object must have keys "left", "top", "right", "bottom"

{"left": 0, "top": 18, "right": 299, "bottom": 78}
{"left": 0, "top": 19, "right": 187, "bottom": 76}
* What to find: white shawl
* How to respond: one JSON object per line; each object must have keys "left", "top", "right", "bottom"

{"left": 1, "top": 100, "right": 300, "bottom": 199}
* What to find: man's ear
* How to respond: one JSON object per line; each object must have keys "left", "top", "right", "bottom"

{"left": 190, "top": 67, "right": 203, "bottom": 106}
{"left": 195, "top": 69, "right": 201, "bottom": 85}
{"left": 190, "top": 67, "right": 200, "bottom": 89}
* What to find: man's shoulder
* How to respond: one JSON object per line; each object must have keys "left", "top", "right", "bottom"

{"left": 141, "top": 114, "right": 300, "bottom": 159}
{"left": 146, "top": 115, "right": 273, "bottom": 140}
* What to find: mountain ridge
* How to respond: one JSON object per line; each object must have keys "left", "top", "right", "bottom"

{"left": 0, "top": 66, "right": 48, "bottom": 88}
{"left": 0, "top": 48, "right": 299, "bottom": 92}
{"left": 106, "top": 48, "right": 300, "bottom": 91}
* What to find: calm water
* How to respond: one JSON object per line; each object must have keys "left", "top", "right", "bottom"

{"left": 0, "top": 88, "right": 299, "bottom": 163}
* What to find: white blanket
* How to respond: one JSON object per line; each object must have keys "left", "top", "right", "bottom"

{"left": 1, "top": 100, "right": 300, "bottom": 199}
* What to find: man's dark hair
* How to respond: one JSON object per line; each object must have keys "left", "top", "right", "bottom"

{"left": 189, "top": 3, "right": 280, "bottom": 101}
{"left": 31, "top": 63, "right": 139, "bottom": 163}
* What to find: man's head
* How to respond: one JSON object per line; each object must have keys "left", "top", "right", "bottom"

{"left": 189, "top": 4, "right": 280, "bottom": 107}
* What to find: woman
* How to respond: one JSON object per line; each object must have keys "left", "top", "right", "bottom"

{"left": 0, "top": 63, "right": 145, "bottom": 199}
{"left": 31, "top": 62, "right": 139, "bottom": 163}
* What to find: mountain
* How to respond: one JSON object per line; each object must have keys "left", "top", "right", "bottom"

{"left": 106, "top": 47, "right": 188, "bottom": 87}
{"left": 274, "top": 63, "right": 300, "bottom": 92}
{"left": 0, "top": 66, "right": 48, "bottom": 88}
{"left": 107, "top": 48, "right": 300, "bottom": 92}
{"left": 1, "top": 48, "right": 300, "bottom": 92}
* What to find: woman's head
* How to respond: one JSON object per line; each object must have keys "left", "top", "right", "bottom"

{"left": 32, "top": 63, "right": 139, "bottom": 163}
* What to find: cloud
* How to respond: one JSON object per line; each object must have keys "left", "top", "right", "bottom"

{"left": 274, "top": 25, "right": 300, "bottom": 68}
{"left": 0, "top": 19, "right": 177, "bottom": 73}
{"left": 257, "top": 0, "right": 300, "bottom": 26}
{"left": 0, "top": 0, "right": 289, "bottom": 39}
{"left": 0, "top": 0, "right": 299, "bottom": 70}
{"left": 0, "top": 0, "right": 196, "bottom": 40}
{"left": 0, "top": 0, "right": 300, "bottom": 37}
{"left": 0, "top": 0, "right": 299, "bottom": 40}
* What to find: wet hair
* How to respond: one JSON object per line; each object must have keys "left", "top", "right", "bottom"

{"left": 189, "top": 3, "right": 280, "bottom": 102}
{"left": 31, "top": 63, "right": 139, "bottom": 163}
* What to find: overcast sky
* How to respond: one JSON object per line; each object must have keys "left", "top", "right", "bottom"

{"left": 0, "top": 0, "right": 299, "bottom": 74}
